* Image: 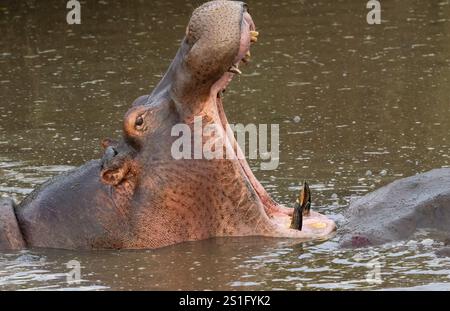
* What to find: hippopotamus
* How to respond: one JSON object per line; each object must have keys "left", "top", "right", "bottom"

{"left": 340, "top": 168, "right": 450, "bottom": 248}
{"left": 0, "top": 1, "right": 336, "bottom": 251}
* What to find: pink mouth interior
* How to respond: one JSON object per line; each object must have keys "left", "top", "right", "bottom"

{"left": 202, "top": 9, "right": 336, "bottom": 239}
{"left": 210, "top": 11, "right": 287, "bottom": 218}
{"left": 203, "top": 9, "right": 336, "bottom": 238}
{"left": 234, "top": 12, "right": 255, "bottom": 64}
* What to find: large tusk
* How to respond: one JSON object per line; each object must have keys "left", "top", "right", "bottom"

{"left": 228, "top": 65, "right": 242, "bottom": 75}
{"left": 300, "top": 181, "right": 311, "bottom": 217}
{"left": 242, "top": 51, "right": 251, "bottom": 63}
{"left": 290, "top": 181, "right": 311, "bottom": 230}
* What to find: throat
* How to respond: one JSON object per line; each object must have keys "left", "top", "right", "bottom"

{"left": 214, "top": 95, "right": 281, "bottom": 215}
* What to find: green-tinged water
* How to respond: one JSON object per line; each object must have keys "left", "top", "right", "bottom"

{"left": 1, "top": 0, "right": 450, "bottom": 290}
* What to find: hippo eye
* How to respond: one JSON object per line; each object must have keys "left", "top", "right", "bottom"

{"left": 135, "top": 116, "right": 144, "bottom": 128}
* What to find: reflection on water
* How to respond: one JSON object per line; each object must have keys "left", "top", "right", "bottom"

{"left": 0, "top": 158, "right": 74, "bottom": 202}
{"left": 1, "top": 0, "right": 450, "bottom": 290}
{"left": 1, "top": 236, "right": 450, "bottom": 291}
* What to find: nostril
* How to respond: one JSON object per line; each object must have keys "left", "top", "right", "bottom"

{"left": 351, "top": 235, "right": 371, "bottom": 247}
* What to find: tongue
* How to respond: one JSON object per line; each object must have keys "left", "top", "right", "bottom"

{"left": 215, "top": 97, "right": 290, "bottom": 217}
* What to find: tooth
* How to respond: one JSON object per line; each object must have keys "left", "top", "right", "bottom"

{"left": 250, "top": 31, "right": 259, "bottom": 43}
{"left": 310, "top": 222, "right": 327, "bottom": 229}
{"left": 289, "top": 181, "right": 312, "bottom": 231}
{"left": 290, "top": 200, "right": 303, "bottom": 231}
{"left": 242, "top": 53, "right": 251, "bottom": 64}
{"left": 242, "top": 53, "right": 251, "bottom": 63}
{"left": 244, "top": 51, "right": 251, "bottom": 62}
{"left": 228, "top": 65, "right": 242, "bottom": 75}
{"left": 300, "top": 181, "right": 311, "bottom": 217}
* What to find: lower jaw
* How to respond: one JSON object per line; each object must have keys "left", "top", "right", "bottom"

{"left": 212, "top": 94, "right": 288, "bottom": 219}
{"left": 188, "top": 93, "right": 336, "bottom": 237}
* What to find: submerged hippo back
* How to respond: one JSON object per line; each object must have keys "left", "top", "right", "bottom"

{"left": 340, "top": 168, "right": 450, "bottom": 247}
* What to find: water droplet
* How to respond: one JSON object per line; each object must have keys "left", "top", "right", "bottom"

{"left": 421, "top": 239, "right": 434, "bottom": 246}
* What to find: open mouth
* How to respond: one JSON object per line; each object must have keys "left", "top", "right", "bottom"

{"left": 211, "top": 10, "right": 257, "bottom": 95}
{"left": 211, "top": 9, "right": 336, "bottom": 240}
{"left": 229, "top": 11, "right": 256, "bottom": 75}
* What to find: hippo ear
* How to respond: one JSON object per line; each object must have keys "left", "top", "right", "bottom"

{"left": 100, "top": 147, "right": 133, "bottom": 186}
{"left": 101, "top": 138, "right": 119, "bottom": 150}
{"left": 101, "top": 164, "right": 130, "bottom": 186}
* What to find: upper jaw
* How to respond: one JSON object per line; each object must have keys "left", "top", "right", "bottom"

{"left": 202, "top": 6, "right": 257, "bottom": 82}
{"left": 213, "top": 12, "right": 258, "bottom": 95}
{"left": 228, "top": 11, "right": 257, "bottom": 76}
{"left": 170, "top": 1, "right": 248, "bottom": 105}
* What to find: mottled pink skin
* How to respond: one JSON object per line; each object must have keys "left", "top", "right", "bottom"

{"left": 1, "top": 1, "right": 335, "bottom": 251}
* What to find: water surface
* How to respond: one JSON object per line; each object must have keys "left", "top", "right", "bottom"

{"left": 1, "top": 0, "right": 450, "bottom": 290}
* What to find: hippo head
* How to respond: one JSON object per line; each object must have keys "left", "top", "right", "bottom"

{"left": 99, "top": 0, "right": 336, "bottom": 249}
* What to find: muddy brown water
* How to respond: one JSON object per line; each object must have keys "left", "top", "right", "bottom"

{"left": 1, "top": 0, "right": 450, "bottom": 290}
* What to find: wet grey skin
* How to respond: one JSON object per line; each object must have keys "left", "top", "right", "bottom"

{"left": 340, "top": 168, "right": 450, "bottom": 248}
{"left": 0, "top": 198, "right": 25, "bottom": 250}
